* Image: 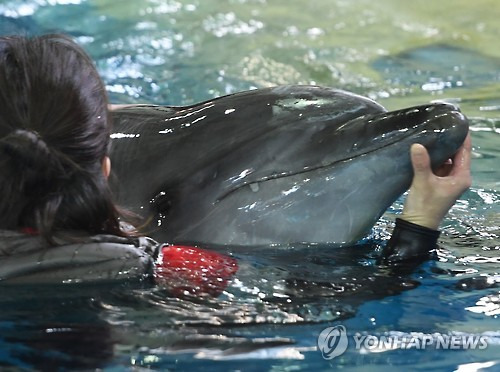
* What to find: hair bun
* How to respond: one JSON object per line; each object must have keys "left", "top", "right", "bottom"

{"left": 0, "top": 129, "right": 53, "bottom": 168}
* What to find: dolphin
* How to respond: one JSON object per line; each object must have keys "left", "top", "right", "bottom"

{"left": 109, "top": 85, "right": 468, "bottom": 247}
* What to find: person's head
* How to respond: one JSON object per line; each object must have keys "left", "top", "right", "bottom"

{"left": 0, "top": 34, "right": 127, "bottom": 242}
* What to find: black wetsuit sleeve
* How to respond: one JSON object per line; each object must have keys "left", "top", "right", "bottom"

{"left": 380, "top": 218, "right": 440, "bottom": 265}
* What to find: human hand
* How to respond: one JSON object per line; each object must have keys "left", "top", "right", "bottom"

{"left": 400, "top": 132, "right": 472, "bottom": 230}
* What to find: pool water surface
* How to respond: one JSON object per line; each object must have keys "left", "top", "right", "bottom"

{"left": 0, "top": 0, "right": 499, "bottom": 370}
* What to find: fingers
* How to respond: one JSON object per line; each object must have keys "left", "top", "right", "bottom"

{"left": 449, "top": 132, "right": 472, "bottom": 179}
{"left": 459, "top": 132, "right": 472, "bottom": 170}
{"left": 434, "top": 160, "right": 453, "bottom": 177}
{"left": 410, "top": 143, "right": 431, "bottom": 177}
{"left": 410, "top": 132, "right": 472, "bottom": 191}
{"left": 461, "top": 133, "right": 472, "bottom": 189}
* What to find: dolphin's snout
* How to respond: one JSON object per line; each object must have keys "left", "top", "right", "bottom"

{"left": 422, "top": 104, "right": 469, "bottom": 168}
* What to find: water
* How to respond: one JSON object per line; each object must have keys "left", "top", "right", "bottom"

{"left": 0, "top": 0, "right": 499, "bottom": 370}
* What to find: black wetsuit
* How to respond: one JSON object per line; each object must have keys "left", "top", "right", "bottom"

{"left": 381, "top": 218, "right": 440, "bottom": 265}
{"left": 0, "top": 231, "right": 158, "bottom": 284}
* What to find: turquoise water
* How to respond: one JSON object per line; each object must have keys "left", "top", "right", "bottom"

{"left": 0, "top": 0, "right": 499, "bottom": 370}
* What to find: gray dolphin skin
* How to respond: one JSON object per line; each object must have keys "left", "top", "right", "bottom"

{"left": 110, "top": 85, "right": 468, "bottom": 247}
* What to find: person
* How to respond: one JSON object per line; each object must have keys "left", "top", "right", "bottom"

{"left": 0, "top": 34, "right": 471, "bottom": 292}
{"left": 0, "top": 33, "right": 159, "bottom": 284}
{"left": 0, "top": 34, "right": 124, "bottom": 241}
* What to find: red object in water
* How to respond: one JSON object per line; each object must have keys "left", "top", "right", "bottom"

{"left": 20, "top": 227, "right": 38, "bottom": 235}
{"left": 153, "top": 245, "right": 239, "bottom": 297}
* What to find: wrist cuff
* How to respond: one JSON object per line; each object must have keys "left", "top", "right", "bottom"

{"left": 380, "top": 218, "right": 440, "bottom": 264}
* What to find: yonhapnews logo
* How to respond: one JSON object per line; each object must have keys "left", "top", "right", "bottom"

{"left": 317, "top": 325, "right": 349, "bottom": 359}
{"left": 317, "top": 325, "right": 489, "bottom": 359}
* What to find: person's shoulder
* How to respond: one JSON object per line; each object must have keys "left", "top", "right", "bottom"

{"left": 0, "top": 229, "right": 159, "bottom": 284}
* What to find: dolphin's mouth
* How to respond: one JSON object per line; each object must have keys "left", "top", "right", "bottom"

{"left": 215, "top": 133, "right": 409, "bottom": 203}
{"left": 216, "top": 105, "right": 467, "bottom": 203}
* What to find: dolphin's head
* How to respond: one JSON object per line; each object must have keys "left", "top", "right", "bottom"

{"left": 111, "top": 87, "right": 468, "bottom": 247}
{"left": 157, "top": 105, "right": 467, "bottom": 247}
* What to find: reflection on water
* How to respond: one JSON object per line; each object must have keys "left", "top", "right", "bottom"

{"left": 372, "top": 44, "right": 500, "bottom": 92}
{"left": 0, "top": 0, "right": 499, "bottom": 369}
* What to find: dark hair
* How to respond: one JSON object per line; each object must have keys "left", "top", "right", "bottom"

{"left": 0, "top": 34, "right": 130, "bottom": 243}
